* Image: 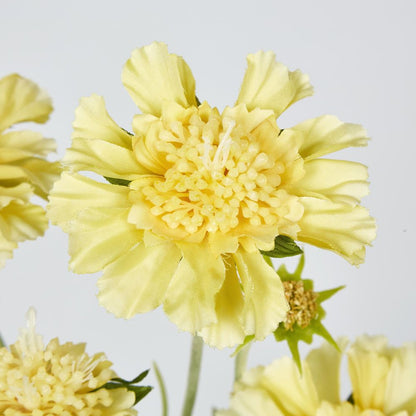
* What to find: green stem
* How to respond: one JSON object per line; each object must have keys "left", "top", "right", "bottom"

{"left": 153, "top": 361, "right": 169, "bottom": 416}
{"left": 181, "top": 335, "right": 204, "bottom": 416}
{"left": 0, "top": 333, "right": 5, "bottom": 348}
{"left": 234, "top": 343, "right": 251, "bottom": 382}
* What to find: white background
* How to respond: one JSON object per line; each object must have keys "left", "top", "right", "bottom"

{"left": 1, "top": 0, "right": 415, "bottom": 414}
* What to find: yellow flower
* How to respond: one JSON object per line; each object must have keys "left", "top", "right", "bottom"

{"left": 48, "top": 42, "right": 375, "bottom": 348}
{"left": 218, "top": 336, "right": 416, "bottom": 416}
{"left": 0, "top": 309, "right": 137, "bottom": 416}
{"left": 0, "top": 74, "right": 61, "bottom": 268}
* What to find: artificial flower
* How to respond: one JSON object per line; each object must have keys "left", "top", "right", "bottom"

{"left": 218, "top": 336, "right": 416, "bottom": 416}
{"left": 48, "top": 42, "right": 375, "bottom": 348}
{"left": 0, "top": 309, "right": 149, "bottom": 415}
{"left": 0, "top": 74, "right": 60, "bottom": 268}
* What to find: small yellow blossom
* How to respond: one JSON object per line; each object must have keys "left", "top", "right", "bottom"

{"left": 48, "top": 42, "right": 375, "bottom": 348}
{"left": 0, "top": 74, "right": 60, "bottom": 268}
{"left": 0, "top": 309, "right": 138, "bottom": 415}
{"left": 218, "top": 336, "right": 416, "bottom": 416}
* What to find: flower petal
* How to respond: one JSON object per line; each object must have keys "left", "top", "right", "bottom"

{"left": 122, "top": 42, "right": 197, "bottom": 116}
{"left": 0, "top": 130, "right": 56, "bottom": 156}
{"left": 384, "top": 343, "right": 416, "bottom": 415}
{"left": 47, "top": 173, "right": 130, "bottom": 232}
{"left": 163, "top": 242, "right": 225, "bottom": 333}
{"left": 72, "top": 94, "right": 133, "bottom": 148}
{"left": 259, "top": 357, "right": 320, "bottom": 416}
{"left": 291, "top": 159, "right": 369, "bottom": 206}
{"left": 292, "top": 115, "right": 369, "bottom": 161}
{"left": 198, "top": 257, "right": 245, "bottom": 348}
{"left": 298, "top": 197, "right": 376, "bottom": 265}
{"left": 0, "top": 233, "right": 17, "bottom": 268}
{"left": 347, "top": 335, "right": 390, "bottom": 410}
{"left": 68, "top": 207, "right": 142, "bottom": 273}
{"left": 97, "top": 241, "right": 181, "bottom": 318}
{"left": 0, "top": 201, "right": 47, "bottom": 243}
{"left": 64, "top": 137, "right": 148, "bottom": 179}
{"left": 233, "top": 249, "right": 288, "bottom": 339}
{"left": 0, "top": 74, "right": 52, "bottom": 132}
{"left": 225, "top": 388, "right": 285, "bottom": 416}
{"left": 236, "top": 50, "right": 313, "bottom": 118}
{"left": 306, "top": 338, "right": 348, "bottom": 404}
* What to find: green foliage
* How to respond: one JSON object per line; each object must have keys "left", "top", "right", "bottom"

{"left": 95, "top": 369, "right": 153, "bottom": 405}
{"left": 260, "top": 235, "right": 303, "bottom": 258}
{"left": 104, "top": 176, "right": 131, "bottom": 187}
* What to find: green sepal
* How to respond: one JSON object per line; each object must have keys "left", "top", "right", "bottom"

{"left": 104, "top": 177, "right": 131, "bottom": 187}
{"left": 94, "top": 369, "right": 153, "bottom": 405}
{"left": 273, "top": 254, "right": 343, "bottom": 371}
{"left": 317, "top": 285, "right": 345, "bottom": 303}
{"left": 231, "top": 335, "right": 254, "bottom": 357}
{"left": 260, "top": 235, "right": 303, "bottom": 258}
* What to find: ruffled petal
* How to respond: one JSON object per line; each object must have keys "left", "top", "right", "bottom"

{"left": 298, "top": 198, "right": 376, "bottom": 265}
{"left": 97, "top": 241, "right": 181, "bottom": 318}
{"left": 0, "top": 183, "right": 32, "bottom": 208}
{"left": 384, "top": 343, "right": 416, "bottom": 415}
{"left": 198, "top": 257, "right": 245, "bottom": 348}
{"left": 306, "top": 338, "right": 348, "bottom": 404}
{"left": 0, "top": 232, "right": 17, "bottom": 268}
{"left": 122, "top": 42, "right": 197, "bottom": 117}
{"left": 72, "top": 94, "right": 133, "bottom": 148}
{"left": 64, "top": 137, "right": 148, "bottom": 179}
{"left": 10, "top": 158, "right": 61, "bottom": 199}
{"left": 236, "top": 50, "right": 313, "bottom": 118}
{"left": 347, "top": 335, "right": 390, "bottom": 410}
{"left": 47, "top": 173, "right": 130, "bottom": 232}
{"left": 233, "top": 249, "right": 288, "bottom": 339}
{"left": 163, "top": 242, "right": 225, "bottom": 333}
{"left": 224, "top": 388, "right": 285, "bottom": 416}
{"left": 0, "top": 74, "right": 52, "bottom": 132}
{"left": 290, "top": 159, "right": 369, "bottom": 206}
{"left": 292, "top": 115, "right": 369, "bottom": 160}
{"left": 259, "top": 357, "right": 320, "bottom": 416}
{"left": 0, "top": 201, "right": 47, "bottom": 243}
{"left": 67, "top": 207, "right": 142, "bottom": 273}
{"left": 0, "top": 130, "right": 56, "bottom": 156}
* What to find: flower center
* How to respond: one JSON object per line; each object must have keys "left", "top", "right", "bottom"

{"left": 134, "top": 104, "right": 303, "bottom": 240}
{"left": 283, "top": 280, "right": 318, "bottom": 330}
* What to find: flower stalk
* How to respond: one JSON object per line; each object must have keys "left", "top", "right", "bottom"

{"left": 181, "top": 335, "right": 204, "bottom": 416}
{"left": 234, "top": 343, "right": 251, "bottom": 382}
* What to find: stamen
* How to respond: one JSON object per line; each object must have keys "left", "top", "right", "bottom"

{"left": 283, "top": 280, "right": 318, "bottom": 330}
{"left": 212, "top": 119, "right": 236, "bottom": 170}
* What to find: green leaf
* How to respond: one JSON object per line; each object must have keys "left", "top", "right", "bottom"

{"left": 93, "top": 369, "right": 153, "bottom": 406}
{"left": 260, "top": 235, "right": 303, "bottom": 258}
{"left": 104, "top": 176, "right": 131, "bottom": 187}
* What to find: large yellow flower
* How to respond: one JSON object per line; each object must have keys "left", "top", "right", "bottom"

{"left": 0, "top": 74, "right": 60, "bottom": 268}
{"left": 0, "top": 309, "right": 138, "bottom": 415}
{"left": 48, "top": 42, "right": 375, "bottom": 348}
{"left": 218, "top": 336, "right": 416, "bottom": 416}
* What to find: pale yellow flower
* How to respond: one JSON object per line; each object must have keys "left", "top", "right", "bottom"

{"left": 0, "top": 309, "right": 137, "bottom": 416}
{"left": 218, "top": 336, "right": 416, "bottom": 416}
{"left": 48, "top": 42, "right": 375, "bottom": 348}
{"left": 0, "top": 74, "right": 60, "bottom": 268}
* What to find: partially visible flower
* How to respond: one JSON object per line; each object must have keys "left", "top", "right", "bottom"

{"left": 48, "top": 42, "right": 375, "bottom": 348}
{"left": 218, "top": 336, "right": 416, "bottom": 416}
{"left": 275, "top": 254, "right": 343, "bottom": 369}
{"left": 0, "top": 309, "right": 142, "bottom": 415}
{"left": 0, "top": 74, "right": 60, "bottom": 268}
